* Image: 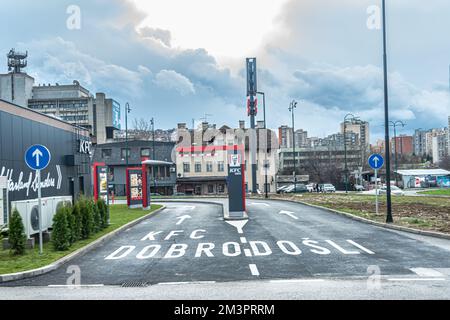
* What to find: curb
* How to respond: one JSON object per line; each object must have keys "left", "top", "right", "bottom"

{"left": 251, "top": 196, "right": 450, "bottom": 241}
{"left": 0, "top": 205, "right": 166, "bottom": 283}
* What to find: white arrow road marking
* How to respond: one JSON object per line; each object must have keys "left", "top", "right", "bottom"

{"left": 279, "top": 210, "right": 298, "bottom": 220}
{"left": 176, "top": 215, "right": 192, "bottom": 225}
{"left": 225, "top": 219, "right": 248, "bottom": 234}
{"left": 32, "top": 148, "right": 43, "bottom": 167}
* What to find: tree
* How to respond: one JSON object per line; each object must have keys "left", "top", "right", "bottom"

{"left": 96, "top": 199, "right": 108, "bottom": 229}
{"left": 92, "top": 201, "right": 102, "bottom": 233}
{"left": 79, "top": 197, "right": 94, "bottom": 239}
{"left": 132, "top": 118, "right": 153, "bottom": 140}
{"left": 8, "top": 208, "right": 26, "bottom": 255}
{"left": 72, "top": 203, "right": 83, "bottom": 242}
{"left": 439, "top": 156, "right": 450, "bottom": 171}
{"left": 52, "top": 206, "right": 71, "bottom": 251}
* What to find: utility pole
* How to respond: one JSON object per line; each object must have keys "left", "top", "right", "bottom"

{"left": 151, "top": 118, "right": 156, "bottom": 160}
{"left": 125, "top": 102, "right": 131, "bottom": 167}
{"left": 257, "top": 91, "right": 268, "bottom": 198}
{"left": 389, "top": 120, "right": 406, "bottom": 186}
{"left": 289, "top": 100, "right": 298, "bottom": 192}
{"left": 382, "top": 0, "right": 394, "bottom": 223}
{"left": 343, "top": 113, "right": 357, "bottom": 194}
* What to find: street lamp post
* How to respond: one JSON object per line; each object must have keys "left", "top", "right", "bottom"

{"left": 151, "top": 118, "right": 156, "bottom": 160}
{"left": 257, "top": 91, "right": 268, "bottom": 199}
{"left": 389, "top": 120, "right": 406, "bottom": 186}
{"left": 343, "top": 113, "right": 358, "bottom": 194}
{"left": 125, "top": 102, "right": 131, "bottom": 167}
{"left": 289, "top": 100, "right": 298, "bottom": 192}
{"left": 382, "top": 0, "right": 394, "bottom": 223}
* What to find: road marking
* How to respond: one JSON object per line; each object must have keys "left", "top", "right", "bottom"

{"left": 240, "top": 237, "right": 247, "bottom": 244}
{"left": 346, "top": 240, "right": 375, "bottom": 254}
{"left": 387, "top": 278, "right": 446, "bottom": 282}
{"left": 249, "top": 264, "right": 260, "bottom": 276}
{"left": 48, "top": 284, "right": 104, "bottom": 288}
{"left": 175, "top": 215, "right": 192, "bottom": 225}
{"left": 249, "top": 202, "right": 270, "bottom": 207}
{"left": 244, "top": 248, "right": 253, "bottom": 257}
{"left": 410, "top": 268, "right": 445, "bottom": 278}
{"left": 269, "top": 279, "right": 325, "bottom": 283}
{"left": 225, "top": 219, "right": 248, "bottom": 234}
{"left": 166, "top": 205, "right": 196, "bottom": 210}
{"left": 279, "top": 210, "right": 298, "bottom": 220}
{"left": 158, "top": 281, "right": 216, "bottom": 285}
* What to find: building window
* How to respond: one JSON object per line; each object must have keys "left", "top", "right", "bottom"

{"left": 108, "top": 167, "right": 115, "bottom": 182}
{"left": 208, "top": 185, "right": 214, "bottom": 194}
{"left": 206, "top": 162, "right": 213, "bottom": 172}
{"left": 195, "top": 162, "right": 202, "bottom": 173}
{"left": 218, "top": 161, "right": 225, "bottom": 172}
{"left": 183, "top": 163, "right": 190, "bottom": 173}
{"left": 121, "top": 148, "right": 130, "bottom": 159}
{"left": 102, "top": 149, "right": 112, "bottom": 159}
{"left": 218, "top": 184, "right": 225, "bottom": 193}
{"left": 141, "top": 148, "right": 151, "bottom": 157}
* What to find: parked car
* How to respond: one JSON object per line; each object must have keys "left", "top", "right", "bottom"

{"left": 173, "top": 192, "right": 186, "bottom": 196}
{"left": 378, "top": 186, "right": 404, "bottom": 196}
{"left": 354, "top": 184, "right": 365, "bottom": 192}
{"left": 306, "top": 184, "right": 315, "bottom": 193}
{"left": 322, "top": 184, "right": 336, "bottom": 193}
{"left": 277, "top": 185, "right": 291, "bottom": 194}
{"left": 284, "top": 184, "right": 308, "bottom": 194}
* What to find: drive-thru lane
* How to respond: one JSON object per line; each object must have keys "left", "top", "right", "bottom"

{"left": 2, "top": 199, "right": 450, "bottom": 287}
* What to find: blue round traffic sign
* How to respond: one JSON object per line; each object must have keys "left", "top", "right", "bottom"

{"left": 25, "top": 145, "right": 51, "bottom": 170}
{"left": 368, "top": 154, "right": 384, "bottom": 170}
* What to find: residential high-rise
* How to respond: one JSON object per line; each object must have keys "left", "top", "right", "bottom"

{"left": 340, "top": 118, "right": 370, "bottom": 151}
{"left": 278, "top": 126, "right": 308, "bottom": 148}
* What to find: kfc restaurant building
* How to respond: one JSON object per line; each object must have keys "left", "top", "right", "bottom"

{"left": 0, "top": 99, "right": 92, "bottom": 232}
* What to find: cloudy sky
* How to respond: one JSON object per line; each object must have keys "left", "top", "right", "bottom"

{"left": 1, "top": 0, "right": 449, "bottom": 142}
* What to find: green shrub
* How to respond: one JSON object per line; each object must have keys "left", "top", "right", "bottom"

{"left": 52, "top": 206, "right": 71, "bottom": 251}
{"left": 96, "top": 199, "right": 108, "bottom": 229}
{"left": 92, "top": 201, "right": 102, "bottom": 233}
{"left": 8, "top": 208, "right": 26, "bottom": 255}
{"left": 72, "top": 202, "right": 82, "bottom": 242}
{"left": 79, "top": 197, "right": 94, "bottom": 239}
{"left": 66, "top": 207, "right": 76, "bottom": 245}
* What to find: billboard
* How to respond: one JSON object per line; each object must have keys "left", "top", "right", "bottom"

{"left": 126, "top": 168, "right": 143, "bottom": 208}
{"left": 112, "top": 100, "right": 121, "bottom": 130}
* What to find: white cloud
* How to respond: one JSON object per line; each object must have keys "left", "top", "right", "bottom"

{"left": 154, "top": 69, "right": 195, "bottom": 96}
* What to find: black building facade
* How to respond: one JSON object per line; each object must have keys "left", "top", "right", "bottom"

{"left": 0, "top": 99, "right": 92, "bottom": 227}
{"left": 92, "top": 140, "right": 177, "bottom": 196}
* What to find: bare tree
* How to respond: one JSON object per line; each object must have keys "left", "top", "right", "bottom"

{"left": 132, "top": 118, "right": 152, "bottom": 140}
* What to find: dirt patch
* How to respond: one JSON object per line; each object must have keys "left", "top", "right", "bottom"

{"left": 271, "top": 194, "right": 450, "bottom": 234}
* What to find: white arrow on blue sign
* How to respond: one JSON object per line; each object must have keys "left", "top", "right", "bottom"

{"left": 25, "top": 145, "right": 51, "bottom": 170}
{"left": 368, "top": 154, "right": 384, "bottom": 170}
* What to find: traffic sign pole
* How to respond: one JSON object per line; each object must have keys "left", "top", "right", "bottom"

{"left": 37, "top": 169, "right": 43, "bottom": 255}
{"left": 369, "top": 154, "right": 384, "bottom": 217}
{"left": 25, "top": 145, "right": 51, "bottom": 255}
{"left": 375, "top": 169, "right": 379, "bottom": 216}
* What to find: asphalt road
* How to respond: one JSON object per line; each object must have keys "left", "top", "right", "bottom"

{"left": 1, "top": 199, "right": 450, "bottom": 299}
